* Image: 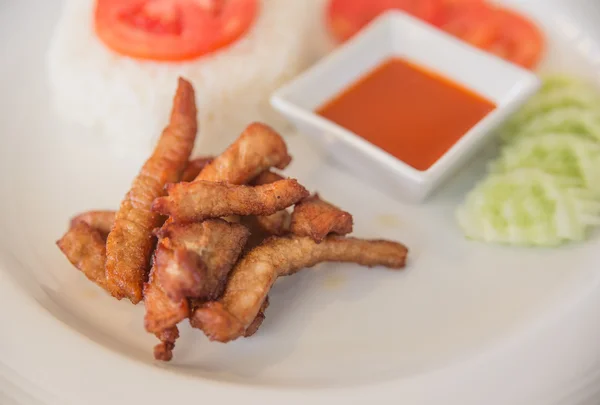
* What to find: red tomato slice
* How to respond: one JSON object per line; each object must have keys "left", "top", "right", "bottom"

{"left": 95, "top": 0, "right": 259, "bottom": 62}
{"left": 435, "top": 2, "right": 495, "bottom": 49}
{"left": 436, "top": 3, "right": 545, "bottom": 69}
{"left": 326, "top": 0, "right": 440, "bottom": 42}
{"left": 429, "top": 0, "right": 485, "bottom": 26}
{"left": 487, "top": 8, "right": 545, "bottom": 69}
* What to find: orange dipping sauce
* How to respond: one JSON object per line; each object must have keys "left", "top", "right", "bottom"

{"left": 316, "top": 57, "right": 496, "bottom": 171}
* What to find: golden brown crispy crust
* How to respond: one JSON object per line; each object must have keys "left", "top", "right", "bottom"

{"left": 189, "top": 296, "right": 270, "bottom": 338}
{"left": 290, "top": 194, "right": 353, "bottom": 242}
{"left": 250, "top": 170, "right": 291, "bottom": 236}
{"left": 195, "top": 122, "right": 291, "bottom": 184}
{"left": 153, "top": 326, "right": 180, "bottom": 362}
{"left": 152, "top": 239, "right": 202, "bottom": 303}
{"left": 143, "top": 243, "right": 189, "bottom": 357}
{"left": 153, "top": 179, "right": 309, "bottom": 223}
{"left": 239, "top": 216, "right": 273, "bottom": 253}
{"left": 255, "top": 210, "right": 291, "bottom": 236}
{"left": 250, "top": 170, "right": 285, "bottom": 186}
{"left": 243, "top": 296, "right": 270, "bottom": 338}
{"left": 105, "top": 78, "right": 197, "bottom": 304}
{"left": 70, "top": 211, "right": 116, "bottom": 240}
{"left": 57, "top": 222, "right": 110, "bottom": 293}
{"left": 143, "top": 123, "right": 287, "bottom": 352}
{"left": 192, "top": 236, "right": 408, "bottom": 342}
{"left": 143, "top": 264, "right": 190, "bottom": 334}
{"left": 154, "top": 219, "right": 249, "bottom": 302}
{"left": 182, "top": 156, "right": 214, "bottom": 182}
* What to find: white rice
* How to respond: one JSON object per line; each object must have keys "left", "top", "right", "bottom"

{"left": 47, "top": 0, "right": 314, "bottom": 156}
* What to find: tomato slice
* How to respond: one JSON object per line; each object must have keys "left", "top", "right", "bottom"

{"left": 95, "top": 0, "right": 259, "bottom": 62}
{"left": 487, "top": 8, "right": 545, "bottom": 69}
{"left": 435, "top": 2, "right": 495, "bottom": 49}
{"left": 429, "top": 0, "right": 485, "bottom": 26}
{"left": 436, "top": 3, "right": 545, "bottom": 69}
{"left": 326, "top": 0, "right": 440, "bottom": 42}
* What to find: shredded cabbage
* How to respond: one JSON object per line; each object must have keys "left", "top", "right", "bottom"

{"left": 539, "top": 75, "right": 587, "bottom": 93}
{"left": 458, "top": 74, "right": 600, "bottom": 246}
{"left": 489, "top": 134, "right": 600, "bottom": 195}
{"left": 503, "top": 85, "right": 600, "bottom": 134}
{"left": 457, "top": 169, "right": 600, "bottom": 246}
{"left": 501, "top": 107, "right": 600, "bottom": 143}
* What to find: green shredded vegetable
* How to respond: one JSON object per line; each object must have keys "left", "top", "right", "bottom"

{"left": 456, "top": 169, "right": 600, "bottom": 246}
{"left": 503, "top": 85, "right": 600, "bottom": 135}
{"left": 457, "top": 74, "right": 600, "bottom": 246}
{"left": 489, "top": 134, "right": 600, "bottom": 195}
{"left": 501, "top": 107, "right": 600, "bottom": 143}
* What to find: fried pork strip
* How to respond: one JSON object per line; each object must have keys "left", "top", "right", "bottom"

{"left": 70, "top": 210, "right": 116, "bottom": 240}
{"left": 153, "top": 326, "right": 179, "bottom": 362}
{"left": 144, "top": 242, "right": 190, "bottom": 361}
{"left": 154, "top": 219, "right": 250, "bottom": 302}
{"left": 143, "top": 219, "right": 249, "bottom": 360}
{"left": 239, "top": 216, "right": 273, "bottom": 253}
{"left": 243, "top": 296, "right": 269, "bottom": 338}
{"left": 153, "top": 179, "right": 309, "bottom": 223}
{"left": 144, "top": 122, "right": 291, "bottom": 353}
{"left": 57, "top": 221, "right": 110, "bottom": 292}
{"left": 192, "top": 236, "right": 408, "bottom": 342}
{"left": 253, "top": 210, "right": 291, "bottom": 236}
{"left": 144, "top": 123, "right": 291, "bottom": 352}
{"left": 105, "top": 78, "right": 197, "bottom": 304}
{"left": 251, "top": 170, "right": 285, "bottom": 185}
{"left": 182, "top": 156, "right": 214, "bottom": 182}
{"left": 143, "top": 267, "right": 189, "bottom": 334}
{"left": 290, "top": 194, "right": 353, "bottom": 242}
{"left": 189, "top": 292, "right": 270, "bottom": 339}
{"left": 195, "top": 122, "right": 291, "bottom": 184}
{"left": 250, "top": 171, "right": 291, "bottom": 235}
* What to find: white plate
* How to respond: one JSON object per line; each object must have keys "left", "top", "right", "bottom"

{"left": 2, "top": 0, "right": 600, "bottom": 404}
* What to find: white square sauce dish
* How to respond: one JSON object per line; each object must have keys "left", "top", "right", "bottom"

{"left": 271, "top": 10, "right": 541, "bottom": 202}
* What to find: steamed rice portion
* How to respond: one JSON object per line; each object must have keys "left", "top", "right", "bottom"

{"left": 47, "top": 0, "right": 313, "bottom": 155}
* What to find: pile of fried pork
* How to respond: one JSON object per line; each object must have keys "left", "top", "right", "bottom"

{"left": 57, "top": 78, "right": 408, "bottom": 361}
